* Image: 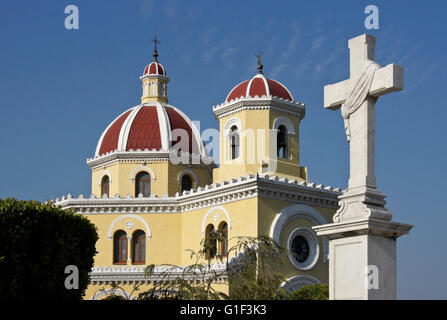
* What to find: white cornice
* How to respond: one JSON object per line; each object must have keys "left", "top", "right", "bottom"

{"left": 86, "top": 149, "right": 215, "bottom": 170}
{"left": 55, "top": 174, "right": 341, "bottom": 214}
{"left": 212, "top": 96, "right": 306, "bottom": 120}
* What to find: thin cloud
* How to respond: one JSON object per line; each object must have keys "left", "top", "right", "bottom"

{"left": 314, "top": 46, "right": 344, "bottom": 75}
{"left": 311, "top": 36, "right": 327, "bottom": 52}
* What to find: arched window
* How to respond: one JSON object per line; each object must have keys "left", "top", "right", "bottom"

{"left": 229, "top": 125, "right": 239, "bottom": 160}
{"left": 218, "top": 222, "right": 228, "bottom": 257}
{"left": 158, "top": 83, "right": 163, "bottom": 96}
{"left": 132, "top": 230, "right": 146, "bottom": 264}
{"left": 135, "top": 172, "right": 151, "bottom": 197}
{"left": 205, "top": 224, "right": 217, "bottom": 260}
{"left": 277, "top": 125, "right": 288, "bottom": 159}
{"left": 113, "top": 230, "right": 127, "bottom": 264}
{"left": 101, "top": 175, "right": 110, "bottom": 197}
{"left": 150, "top": 82, "right": 155, "bottom": 95}
{"left": 181, "top": 174, "right": 193, "bottom": 193}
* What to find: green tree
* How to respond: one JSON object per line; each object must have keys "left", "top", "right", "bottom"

{"left": 0, "top": 198, "right": 98, "bottom": 300}
{"left": 288, "top": 283, "right": 329, "bottom": 300}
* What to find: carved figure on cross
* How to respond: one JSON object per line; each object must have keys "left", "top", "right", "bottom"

{"left": 324, "top": 34, "right": 403, "bottom": 191}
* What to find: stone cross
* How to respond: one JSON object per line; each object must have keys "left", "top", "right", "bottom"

{"left": 324, "top": 34, "right": 403, "bottom": 191}
{"left": 314, "top": 34, "right": 412, "bottom": 300}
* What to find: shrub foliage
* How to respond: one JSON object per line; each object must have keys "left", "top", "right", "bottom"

{"left": 288, "top": 283, "right": 329, "bottom": 300}
{"left": 0, "top": 198, "right": 98, "bottom": 300}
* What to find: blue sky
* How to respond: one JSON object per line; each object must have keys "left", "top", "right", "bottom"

{"left": 0, "top": 1, "right": 446, "bottom": 299}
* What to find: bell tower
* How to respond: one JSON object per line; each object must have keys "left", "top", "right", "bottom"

{"left": 212, "top": 56, "right": 307, "bottom": 182}
{"left": 141, "top": 35, "right": 169, "bottom": 104}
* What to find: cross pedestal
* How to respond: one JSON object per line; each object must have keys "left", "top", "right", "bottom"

{"left": 312, "top": 34, "right": 412, "bottom": 300}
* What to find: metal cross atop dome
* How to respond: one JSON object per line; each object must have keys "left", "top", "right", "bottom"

{"left": 254, "top": 53, "right": 263, "bottom": 74}
{"left": 152, "top": 33, "right": 160, "bottom": 62}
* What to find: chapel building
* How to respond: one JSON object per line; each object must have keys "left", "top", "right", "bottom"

{"left": 55, "top": 43, "right": 341, "bottom": 299}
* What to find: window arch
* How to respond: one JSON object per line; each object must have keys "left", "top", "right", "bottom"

{"left": 277, "top": 125, "right": 288, "bottom": 159}
{"left": 181, "top": 174, "right": 193, "bottom": 193}
{"left": 218, "top": 222, "right": 228, "bottom": 257}
{"left": 101, "top": 175, "right": 110, "bottom": 198}
{"left": 150, "top": 82, "right": 155, "bottom": 95}
{"left": 132, "top": 230, "right": 146, "bottom": 264}
{"left": 229, "top": 125, "right": 239, "bottom": 160}
{"left": 205, "top": 224, "right": 217, "bottom": 260}
{"left": 135, "top": 171, "right": 151, "bottom": 197}
{"left": 113, "top": 230, "right": 128, "bottom": 264}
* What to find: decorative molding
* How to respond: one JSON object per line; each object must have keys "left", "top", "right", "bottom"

{"left": 213, "top": 97, "right": 305, "bottom": 121}
{"left": 201, "top": 206, "right": 232, "bottom": 235}
{"left": 89, "top": 264, "right": 228, "bottom": 285}
{"left": 177, "top": 168, "right": 199, "bottom": 187}
{"left": 269, "top": 203, "right": 329, "bottom": 263}
{"left": 130, "top": 165, "right": 156, "bottom": 182}
{"left": 55, "top": 175, "right": 341, "bottom": 219}
{"left": 107, "top": 214, "right": 152, "bottom": 240}
{"left": 281, "top": 275, "right": 321, "bottom": 293}
{"left": 223, "top": 117, "right": 242, "bottom": 137}
{"left": 273, "top": 116, "right": 296, "bottom": 135}
{"left": 97, "top": 169, "right": 112, "bottom": 187}
{"left": 86, "top": 149, "right": 215, "bottom": 170}
{"left": 287, "top": 227, "right": 319, "bottom": 271}
{"left": 125, "top": 221, "right": 134, "bottom": 229}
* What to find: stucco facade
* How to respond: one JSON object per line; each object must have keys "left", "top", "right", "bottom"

{"left": 55, "top": 48, "right": 341, "bottom": 299}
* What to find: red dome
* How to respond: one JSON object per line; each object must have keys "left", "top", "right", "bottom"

{"left": 95, "top": 104, "right": 204, "bottom": 157}
{"left": 226, "top": 74, "right": 294, "bottom": 102}
{"left": 143, "top": 61, "right": 166, "bottom": 76}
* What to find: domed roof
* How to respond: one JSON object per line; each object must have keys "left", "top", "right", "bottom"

{"left": 225, "top": 73, "right": 294, "bottom": 102}
{"left": 95, "top": 103, "right": 205, "bottom": 157}
{"left": 143, "top": 61, "right": 166, "bottom": 76}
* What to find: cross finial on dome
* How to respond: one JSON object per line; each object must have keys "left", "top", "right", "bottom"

{"left": 151, "top": 30, "right": 160, "bottom": 62}
{"left": 254, "top": 53, "right": 263, "bottom": 74}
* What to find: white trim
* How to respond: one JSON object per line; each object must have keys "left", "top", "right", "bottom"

{"left": 245, "top": 77, "right": 254, "bottom": 97}
{"left": 95, "top": 108, "right": 133, "bottom": 157}
{"left": 156, "top": 102, "right": 170, "bottom": 151}
{"left": 223, "top": 117, "right": 242, "bottom": 137}
{"left": 259, "top": 74, "right": 270, "bottom": 96}
{"left": 167, "top": 104, "right": 207, "bottom": 157}
{"left": 177, "top": 168, "right": 199, "bottom": 187}
{"left": 246, "top": 74, "right": 269, "bottom": 98}
{"left": 223, "top": 117, "right": 242, "bottom": 161}
{"left": 225, "top": 80, "right": 248, "bottom": 102}
{"left": 281, "top": 275, "right": 321, "bottom": 293}
{"left": 269, "top": 78, "right": 294, "bottom": 101}
{"left": 130, "top": 165, "right": 156, "bottom": 182}
{"left": 119, "top": 105, "right": 144, "bottom": 152}
{"left": 56, "top": 175, "right": 341, "bottom": 216}
{"left": 97, "top": 170, "right": 112, "bottom": 187}
{"left": 107, "top": 214, "right": 152, "bottom": 240}
{"left": 287, "top": 227, "right": 319, "bottom": 271}
{"left": 269, "top": 203, "right": 329, "bottom": 263}
{"left": 273, "top": 116, "right": 296, "bottom": 135}
{"left": 201, "top": 206, "right": 232, "bottom": 235}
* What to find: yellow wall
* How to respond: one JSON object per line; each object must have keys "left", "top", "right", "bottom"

{"left": 257, "top": 197, "right": 335, "bottom": 284}
{"left": 91, "top": 160, "right": 212, "bottom": 198}
{"left": 214, "top": 109, "right": 307, "bottom": 182}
